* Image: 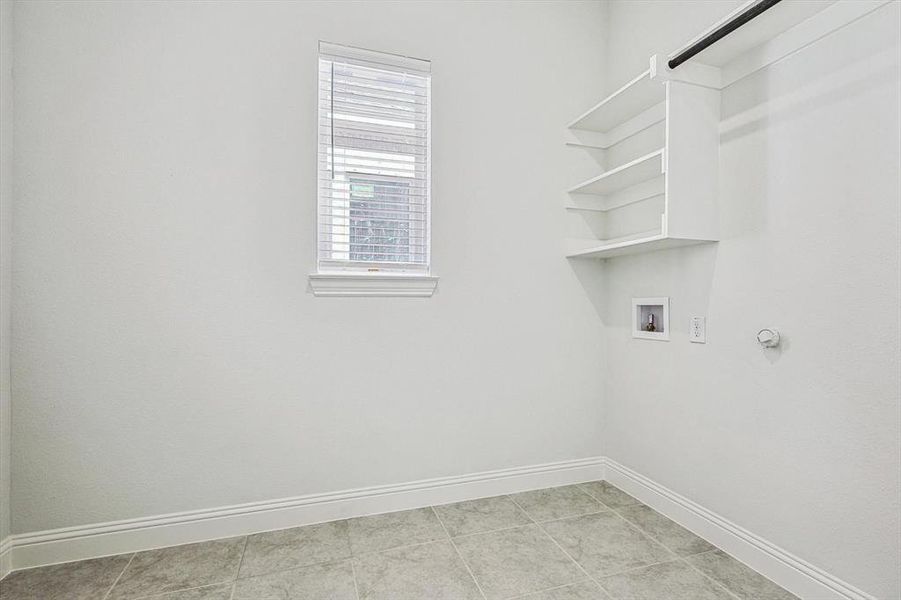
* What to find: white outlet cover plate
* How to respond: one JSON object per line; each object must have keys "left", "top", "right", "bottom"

{"left": 690, "top": 316, "right": 706, "bottom": 343}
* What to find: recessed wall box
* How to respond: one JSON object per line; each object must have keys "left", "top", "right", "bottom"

{"left": 632, "top": 297, "right": 670, "bottom": 341}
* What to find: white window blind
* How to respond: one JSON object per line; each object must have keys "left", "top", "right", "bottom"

{"left": 318, "top": 42, "right": 431, "bottom": 274}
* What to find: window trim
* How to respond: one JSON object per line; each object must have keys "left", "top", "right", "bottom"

{"left": 311, "top": 41, "right": 436, "bottom": 296}
{"left": 309, "top": 273, "right": 439, "bottom": 297}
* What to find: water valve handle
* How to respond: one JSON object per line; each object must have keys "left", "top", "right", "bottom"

{"left": 756, "top": 328, "right": 780, "bottom": 348}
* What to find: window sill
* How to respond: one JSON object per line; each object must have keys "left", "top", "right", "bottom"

{"left": 309, "top": 273, "right": 439, "bottom": 297}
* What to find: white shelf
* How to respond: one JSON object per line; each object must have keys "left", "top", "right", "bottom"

{"left": 564, "top": 141, "right": 606, "bottom": 151}
{"left": 568, "top": 149, "right": 664, "bottom": 197}
{"left": 671, "top": 0, "right": 837, "bottom": 68}
{"left": 665, "top": 0, "right": 891, "bottom": 89}
{"left": 564, "top": 203, "right": 606, "bottom": 213}
{"left": 567, "top": 69, "right": 664, "bottom": 134}
{"left": 566, "top": 178, "right": 664, "bottom": 212}
{"left": 566, "top": 234, "right": 714, "bottom": 259}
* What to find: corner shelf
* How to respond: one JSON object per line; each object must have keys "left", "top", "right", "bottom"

{"left": 567, "top": 70, "right": 664, "bottom": 134}
{"left": 564, "top": 59, "right": 719, "bottom": 260}
{"left": 567, "top": 149, "right": 664, "bottom": 197}
{"left": 562, "top": 0, "right": 890, "bottom": 261}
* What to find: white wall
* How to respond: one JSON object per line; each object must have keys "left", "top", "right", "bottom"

{"left": 10, "top": 1, "right": 608, "bottom": 534}
{"left": 0, "top": 0, "right": 13, "bottom": 548}
{"left": 601, "top": 2, "right": 901, "bottom": 598}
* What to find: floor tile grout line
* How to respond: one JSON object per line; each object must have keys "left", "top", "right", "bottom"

{"left": 676, "top": 556, "right": 745, "bottom": 600}
{"left": 505, "top": 577, "right": 594, "bottom": 599}
{"left": 577, "top": 482, "right": 643, "bottom": 512}
{"left": 128, "top": 580, "right": 238, "bottom": 600}
{"left": 235, "top": 556, "right": 354, "bottom": 582}
{"left": 351, "top": 535, "right": 448, "bottom": 559}
{"left": 605, "top": 506, "right": 680, "bottom": 559}
{"left": 572, "top": 482, "right": 611, "bottom": 506}
{"left": 686, "top": 547, "right": 799, "bottom": 599}
{"left": 449, "top": 536, "right": 489, "bottom": 600}
{"left": 349, "top": 558, "right": 362, "bottom": 600}
{"left": 430, "top": 506, "right": 488, "bottom": 600}
{"left": 605, "top": 499, "right": 717, "bottom": 558}
{"left": 227, "top": 535, "right": 249, "bottom": 600}
{"left": 233, "top": 535, "right": 249, "bottom": 580}
{"left": 448, "top": 521, "right": 536, "bottom": 541}
{"left": 575, "top": 482, "right": 617, "bottom": 510}
{"left": 603, "top": 503, "right": 744, "bottom": 600}
{"left": 598, "top": 556, "right": 683, "bottom": 580}
{"left": 101, "top": 552, "right": 136, "bottom": 600}
{"left": 499, "top": 493, "right": 543, "bottom": 526}
{"left": 444, "top": 507, "right": 615, "bottom": 543}
{"left": 509, "top": 492, "right": 721, "bottom": 600}
{"left": 227, "top": 556, "right": 362, "bottom": 594}
{"left": 506, "top": 495, "right": 604, "bottom": 596}
{"left": 596, "top": 477, "right": 766, "bottom": 594}
{"left": 602, "top": 501, "right": 746, "bottom": 600}
{"left": 533, "top": 508, "right": 612, "bottom": 526}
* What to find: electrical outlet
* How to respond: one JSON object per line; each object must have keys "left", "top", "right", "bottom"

{"left": 690, "top": 316, "right": 706, "bottom": 343}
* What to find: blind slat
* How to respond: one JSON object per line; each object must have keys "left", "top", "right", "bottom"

{"left": 319, "top": 196, "right": 428, "bottom": 209}
{"left": 319, "top": 215, "right": 429, "bottom": 226}
{"left": 318, "top": 45, "right": 430, "bottom": 273}
{"left": 318, "top": 181, "right": 429, "bottom": 193}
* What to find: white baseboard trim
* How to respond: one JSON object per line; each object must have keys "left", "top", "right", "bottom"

{"left": 6, "top": 456, "right": 604, "bottom": 573}
{"left": 604, "top": 458, "right": 876, "bottom": 600}
{"left": 2, "top": 456, "right": 876, "bottom": 600}
{"left": 0, "top": 536, "right": 11, "bottom": 580}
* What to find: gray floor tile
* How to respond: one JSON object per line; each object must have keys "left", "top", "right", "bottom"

{"left": 520, "top": 580, "right": 612, "bottom": 599}
{"left": 232, "top": 561, "right": 356, "bottom": 600}
{"left": 433, "top": 495, "right": 531, "bottom": 537}
{"left": 147, "top": 584, "right": 234, "bottom": 599}
{"left": 107, "top": 537, "right": 245, "bottom": 599}
{"left": 238, "top": 520, "right": 351, "bottom": 577}
{"left": 453, "top": 524, "right": 584, "bottom": 599}
{"left": 599, "top": 559, "right": 733, "bottom": 600}
{"left": 353, "top": 540, "right": 482, "bottom": 600}
{"left": 542, "top": 512, "right": 674, "bottom": 579}
{"left": 509, "top": 485, "right": 604, "bottom": 522}
{"left": 347, "top": 507, "right": 447, "bottom": 555}
{"left": 579, "top": 482, "right": 642, "bottom": 510}
{"left": 0, "top": 554, "right": 132, "bottom": 600}
{"left": 616, "top": 504, "right": 715, "bottom": 556}
{"left": 687, "top": 550, "right": 799, "bottom": 600}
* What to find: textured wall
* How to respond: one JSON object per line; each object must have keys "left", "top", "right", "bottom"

{"left": 1, "top": 0, "right": 14, "bottom": 549}
{"left": 601, "top": 2, "right": 901, "bottom": 597}
{"left": 11, "top": 1, "right": 608, "bottom": 533}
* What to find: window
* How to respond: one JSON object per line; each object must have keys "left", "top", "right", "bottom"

{"left": 314, "top": 42, "right": 434, "bottom": 296}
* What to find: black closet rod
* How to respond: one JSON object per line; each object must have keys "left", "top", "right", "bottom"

{"left": 668, "top": 0, "right": 783, "bottom": 70}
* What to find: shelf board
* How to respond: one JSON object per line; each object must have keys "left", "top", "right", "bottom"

{"left": 564, "top": 141, "right": 606, "bottom": 151}
{"left": 664, "top": 0, "right": 891, "bottom": 89}
{"left": 566, "top": 180, "right": 664, "bottom": 213}
{"left": 567, "top": 69, "right": 664, "bottom": 134}
{"left": 564, "top": 203, "right": 606, "bottom": 213}
{"left": 568, "top": 149, "right": 664, "bottom": 197}
{"left": 670, "top": 0, "right": 838, "bottom": 69}
{"left": 566, "top": 234, "right": 715, "bottom": 259}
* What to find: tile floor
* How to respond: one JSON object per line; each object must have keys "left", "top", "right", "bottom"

{"left": 0, "top": 481, "right": 799, "bottom": 600}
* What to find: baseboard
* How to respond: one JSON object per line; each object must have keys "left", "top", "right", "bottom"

{"left": 603, "top": 458, "right": 876, "bottom": 600}
{"left": 0, "top": 536, "right": 11, "bottom": 580}
{"left": 6, "top": 456, "right": 604, "bottom": 573}
{"left": 2, "top": 457, "right": 876, "bottom": 600}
